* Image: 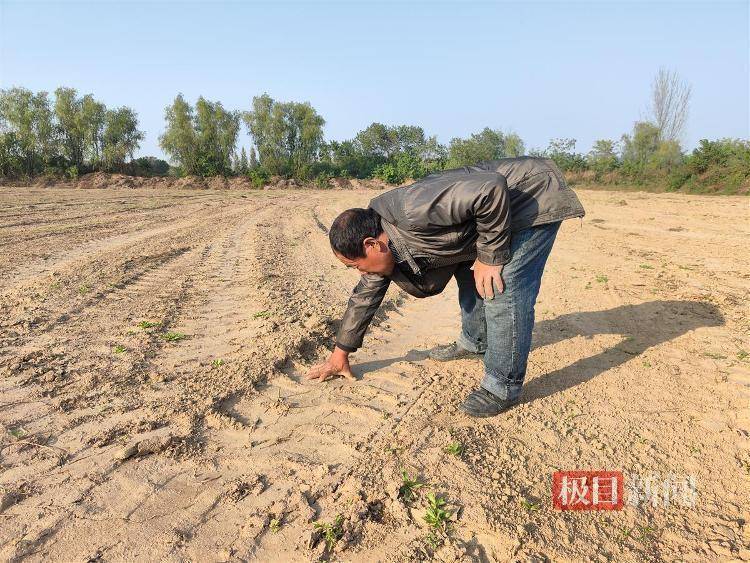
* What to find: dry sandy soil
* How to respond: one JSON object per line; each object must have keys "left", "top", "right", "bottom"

{"left": 0, "top": 186, "right": 748, "bottom": 562}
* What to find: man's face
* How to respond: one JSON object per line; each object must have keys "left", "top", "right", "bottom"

{"left": 334, "top": 233, "right": 395, "bottom": 276}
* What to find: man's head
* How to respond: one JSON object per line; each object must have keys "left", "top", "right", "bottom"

{"left": 329, "top": 207, "right": 395, "bottom": 276}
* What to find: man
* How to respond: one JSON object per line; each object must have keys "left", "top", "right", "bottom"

{"left": 306, "top": 156, "right": 585, "bottom": 417}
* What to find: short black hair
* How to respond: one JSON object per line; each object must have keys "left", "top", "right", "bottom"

{"left": 329, "top": 207, "right": 383, "bottom": 259}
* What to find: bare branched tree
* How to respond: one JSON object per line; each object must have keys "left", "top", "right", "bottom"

{"left": 649, "top": 67, "right": 692, "bottom": 142}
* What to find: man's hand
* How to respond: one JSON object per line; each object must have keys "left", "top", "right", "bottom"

{"left": 305, "top": 346, "right": 356, "bottom": 382}
{"left": 472, "top": 258, "right": 504, "bottom": 299}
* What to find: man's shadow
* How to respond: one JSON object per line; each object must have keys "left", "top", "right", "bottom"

{"left": 354, "top": 300, "right": 723, "bottom": 404}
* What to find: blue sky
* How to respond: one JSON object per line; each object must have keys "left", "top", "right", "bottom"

{"left": 1, "top": 0, "right": 747, "bottom": 159}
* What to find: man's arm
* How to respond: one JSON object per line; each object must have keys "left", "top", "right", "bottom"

{"left": 306, "top": 273, "right": 390, "bottom": 382}
{"left": 334, "top": 273, "right": 391, "bottom": 352}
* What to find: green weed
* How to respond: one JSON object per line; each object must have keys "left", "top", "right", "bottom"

{"left": 425, "top": 532, "right": 443, "bottom": 549}
{"left": 521, "top": 499, "right": 541, "bottom": 512}
{"left": 138, "top": 320, "right": 160, "bottom": 329}
{"left": 398, "top": 470, "right": 425, "bottom": 503}
{"left": 212, "top": 359, "right": 225, "bottom": 368}
{"left": 161, "top": 332, "right": 186, "bottom": 342}
{"left": 639, "top": 264, "right": 654, "bottom": 269}
{"left": 596, "top": 275, "right": 609, "bottom": 283}
{"left": 738, "top": 350, "right": 749, "bottom": 361}
{"left": 642, "top": 360, "right": 651, "bottom": 368}
{"left": 444, "top": 441, "right": 463, "bottom": 456}
{"left": 253, "top": 310, "right": 271, "bottom": 319}
{"left": 269, "top": 518, "right": 281, "bottom": 533}
{"left": 78, "top": 284, "right": 91, "bottom": 295}
{"left": 114, "top": 345, "right": 126, "bottom": 354}
{"left": 8, "top": 427, "right": 26, "bottom": 439}
{"left": 313, "top": 514, "right": 344, "bottom": 551}
{"left": 424, "top": 492, "right": 450, "bottom": 531}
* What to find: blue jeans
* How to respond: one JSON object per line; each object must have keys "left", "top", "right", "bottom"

{"left": 455, "top": 221, "right": 561, "bottom": 400}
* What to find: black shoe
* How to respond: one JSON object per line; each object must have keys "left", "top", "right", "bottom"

{"left": 429, "top": 341, "right": 484, "bottom": 362}
{"left": 459, "top": 388, "right": 518, "bottom": 418}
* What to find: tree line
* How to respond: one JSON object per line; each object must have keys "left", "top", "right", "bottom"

{"left": 1, "top": 69, "right": 747, "bottom": 193}
{"left": 0, "top": 87, "right": 155, "bottom": 179}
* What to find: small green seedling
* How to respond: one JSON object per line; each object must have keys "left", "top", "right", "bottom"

{"left": 423, "top": 492, "right": 450, "bottom": 531}
{"left": 398, "top": 470, "right": 425, "bottom": 503}
{"left": 642, "top": 360, "right": 651, "bottom": 368}
{"left": 313, "top": 514, "right": 344, "bottom": 551}
{"left": 161, "top": 332, "right": 186, "bottom": 342}
{"left": 253, "top": 310, "right": 271, "bottom": 319}
{"left": 114, "top": 345, "right": 126, "bottom": 354}
{"left": 595, "top": 275, "right": 608, "bottom": 283}
{"left": 8, "top": 427, "right": 26, "bottom": 439}
{"left": 425, "top": 532, "right": 442, "bottom": 549}
{"left": 212, "top": 359, "right": 225, "bottom": 368}
{"left": 737, "top": 350, "right": 749, "bottom": 361}
{"left": 269, "top": 518, "right": 281, "bottom": 533}
{"left": 444, "top": 442, "right": 463, "bottom": 456}
{"left": 138, "top": 320, "right": 160, "bottom": 329}
{"left": 639, "top": 264, "right": 654, "bottom": 269}
{"left": 382, "top": 411, "right": 391, "bottom": 419}
{"left": 78, "top": 284, "right": 91, "bottom": 295}
{"left": 521, "top": 499, "right": 541, "bottom": 512}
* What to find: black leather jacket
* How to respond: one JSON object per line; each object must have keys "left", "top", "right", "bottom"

{"left": 334, "top": 157, "right": 585, "bottom": 352}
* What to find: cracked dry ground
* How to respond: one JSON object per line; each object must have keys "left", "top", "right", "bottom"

{"left": 0, "top": 187, "right": 748, "bottom": 562}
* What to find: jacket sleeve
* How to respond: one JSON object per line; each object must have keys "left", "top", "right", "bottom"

{"left": 334, "top": 273, "right": 391, "bottom": 352}
{"left": 407, "top": 171, "right": 512, "bottom": 266}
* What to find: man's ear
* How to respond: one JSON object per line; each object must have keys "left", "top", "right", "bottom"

{"left": 362, "top": 236, "right": 380, "bottom": 254}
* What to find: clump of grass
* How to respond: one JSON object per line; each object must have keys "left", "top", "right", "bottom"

{"left": 398, "top": 470, "right": 425, "bottom": 503}
{"left": 639, "top": 264, "right": 654, "bottom": 269}
{"left": 444, "top": 441, "right": 463, "bottom": 456}
{"left": 138, "top": 320, "right": 160, "bottom": 329}
{"left": 424, "top": 492, "right": 450, "bottom": 531}
{"left": 78, "top": 284, "right": 91, "bottom": 295}
{"left": 595, "top": 274, "right": 609, "bottom": 283}
{"left": 738, "top": 350, "right": 749, "bottom": 361}
{"left": 161, "top": 332, "right": 186, "bottom": 342}
{"left": 313, "top": 514, "right": 344, "bottom": 551}
{"left": 269, "top": 518, "right": 281, "bottom": 533}
{"left": 212, "top": 359, "right": 225, "bottom": 368}
{"left": 642, "top": 360, "right": 652, "bottom": 368}
{"left": 253, "top": 310, "right": 271, "bottom": 319}
{"left": 114, "top": 345, "right": 126, "bottom": 354}
{"left": 521, "top": 499, "right": 541, "bottom": 512}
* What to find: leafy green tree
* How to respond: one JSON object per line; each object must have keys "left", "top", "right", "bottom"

{"left": 249, "top": 146, "right": 258, "bottom": 168}
{"left": 503, "top": 132, "right": 525, "bottom": 157}
{"left": 587, "top": 139, "right": 619, "bottom": 174}
{"left": 81, "top": 94, "right": 106, "bottom": 166}
{"left": 621, "top": 121, "right": 661, "bottom": 173}
{"left": 236, "top": 147, "right": 249, "bottom": 175}
{"left": 101, "top": 107, "right": 144, "bottom": 172}
{"left": 446, "top": 128, "right": 507, "bottom": 167}
{"left": 243, "top": 93, "right": 325, "bottom": 177}
{"left": 159, "top": 94, "right": 198, "bottom": 175}
{"left": 54, "top": 87, "right": 87, "bottom": 169}
{"left": 546, "top": 138, "right": 588, "bottom": 172}
{"left": 0, "top": 87, "right": 56, "bottom": 175}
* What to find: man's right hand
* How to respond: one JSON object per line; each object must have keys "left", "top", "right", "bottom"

{"left": 305, "top": 346, "right": 356, "bottom": 382}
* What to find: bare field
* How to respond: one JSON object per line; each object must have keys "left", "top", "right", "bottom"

{"left": 0, "top": 187, "right": 748, "bottom": 562}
